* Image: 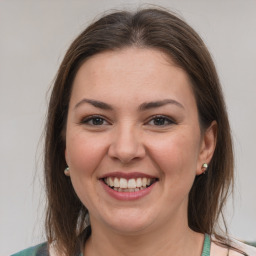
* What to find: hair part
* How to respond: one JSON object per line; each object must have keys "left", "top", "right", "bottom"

{"left": 44, "top": 7, "right": 235, "bottom": 255}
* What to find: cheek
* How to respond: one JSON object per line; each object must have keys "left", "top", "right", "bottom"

{"left": 65, "top": 133, "right": 107, "bottom": 208}
{"left": 66, "top": 132, "right": 107, "bottom": 177}
{"left": 147, "top": 131, "right": 200, "bottom": 182}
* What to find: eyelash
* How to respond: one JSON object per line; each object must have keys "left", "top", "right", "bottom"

{"left": 146, "top": 115, "right": 175, "bottom": 126}
{"left": 80, "top": 115, "right": 175, "bottom": 127}
{"left": 81, "top": 115, "right": 110, "bottom": 126}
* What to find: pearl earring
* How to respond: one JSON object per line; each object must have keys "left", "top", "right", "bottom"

{"left": 202, "top": 163, "right": 208, "bottom": 169}
{"left": 64, "top": 167, "right": 70, "bottom": 176}
{"left": 202, "top": 163, "right": 208, "bottom": 174}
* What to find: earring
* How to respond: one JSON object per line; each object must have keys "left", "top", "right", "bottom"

{"left": 64, "top": 167, "right": 70, "bottom": 176}
{"left": 202, "top": 163, "right": 208, "bottom": 174}
{"left": 202, "top": 163, "right": 208, "bottom": 169}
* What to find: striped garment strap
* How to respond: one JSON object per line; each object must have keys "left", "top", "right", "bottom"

{"left": 201, "top": 234, "right": 211, "bottom": 256}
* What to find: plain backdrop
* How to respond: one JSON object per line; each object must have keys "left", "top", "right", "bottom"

{"left": 1, "top": 0, "right": 255, "bottom": 255}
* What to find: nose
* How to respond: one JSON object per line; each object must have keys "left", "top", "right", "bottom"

{"left": 108, "top": 124, "right": 146, "bottom": 164}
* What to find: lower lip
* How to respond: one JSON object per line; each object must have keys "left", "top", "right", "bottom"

{"left": 101, "top": 180, "right": 157, "bottom": 201}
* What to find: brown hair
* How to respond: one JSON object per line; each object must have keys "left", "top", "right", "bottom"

{"left": 45, "top": 7, "right": 235, "bottom": 255}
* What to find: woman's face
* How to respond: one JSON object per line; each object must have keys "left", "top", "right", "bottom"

{"left": 65, "top": 48, "right": 215, "bottom": 234}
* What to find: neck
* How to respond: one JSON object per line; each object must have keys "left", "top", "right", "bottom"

{"left": 84, "top": 216, "right": 204, "bottom": 256}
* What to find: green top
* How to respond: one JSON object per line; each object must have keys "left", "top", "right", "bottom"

{"left": 201, "top": 234, "right": 211, "bottom": 256}
{"left": 11, "top": 242, "right": 49, "bottom": 256}
{"left": 11, "top": 234, "right": 211, "bottom": 256}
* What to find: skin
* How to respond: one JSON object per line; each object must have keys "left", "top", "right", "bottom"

{"left": 65, "top": 47, "right": 217, "bottom": 256}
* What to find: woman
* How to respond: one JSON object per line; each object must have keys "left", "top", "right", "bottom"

{"left": 12, "top": 7, "right": 256, "bottom": 256}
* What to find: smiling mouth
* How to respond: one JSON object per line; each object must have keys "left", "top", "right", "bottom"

{"left": 103, "top": 177, "right": 158, "bottom": 192}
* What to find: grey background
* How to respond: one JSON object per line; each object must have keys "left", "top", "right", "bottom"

{"left": 1, "top": 0, "right": 255, "bottom": 255}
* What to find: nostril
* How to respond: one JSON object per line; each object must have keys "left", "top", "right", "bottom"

{"left": 107, "top": 132, "right": 146, "bottom": 163}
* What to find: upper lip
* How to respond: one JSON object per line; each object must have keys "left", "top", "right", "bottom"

{"left": 99, "top": 172, "right": 158, "bottom": 180}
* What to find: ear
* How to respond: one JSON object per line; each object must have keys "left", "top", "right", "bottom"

{"left": 65, "top": 149, "right": 69, "bottom": 165}
{"left": 196, "top": 121, "right": 217, "bottom": 175}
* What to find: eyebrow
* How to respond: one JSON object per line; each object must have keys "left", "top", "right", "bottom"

{"left": 138, "top": 99, "right": 184, "bottom": 111}
{"left": 74, "top": 99, "right": 113, "bottom": 110}
{"left": 74, "top": 98, "right": 184, "bottom": 111}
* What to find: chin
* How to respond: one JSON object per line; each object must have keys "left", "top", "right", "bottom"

{"left": 108, "top": 221, "right": 152, "bottom": 235}
{"left": 97, "top": 208, "right": 157, "bottom": 235}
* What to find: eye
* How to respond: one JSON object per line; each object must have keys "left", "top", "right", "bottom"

{"left": 147, "top": 115, "right": 174, "bottom": 126}
{"left": 81, "top": 115, "right": 109, "bottom": 126}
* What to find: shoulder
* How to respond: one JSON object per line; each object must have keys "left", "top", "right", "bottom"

{"left": 211, "top": 238, "right": 256, "bottom": 256}
{"left": 11, "top": 242, "right": 49, "bottom": 256}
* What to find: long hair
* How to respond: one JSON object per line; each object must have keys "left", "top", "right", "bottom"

{"left": 45, "top": 7, "right": 234, "bottom": 255}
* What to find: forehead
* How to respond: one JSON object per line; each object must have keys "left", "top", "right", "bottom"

{"left": 75, "top": 47, "right": 179, "bottom": 82}
{"left": 70, "top": 47, "right": 196, "bottom": 110}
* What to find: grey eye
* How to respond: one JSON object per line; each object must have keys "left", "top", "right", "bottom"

{"left": 82, "top": 116, "right": 108, "bottom": 126}
{"left": 91, "top": 117, "right": 104, "bottom": 125}
{"left": 148, "top": 116, "right": 173, "bottom": 126}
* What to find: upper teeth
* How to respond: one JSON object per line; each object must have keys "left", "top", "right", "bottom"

{"left": 104, "top": 177, "right": 153, "bottom": 189}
